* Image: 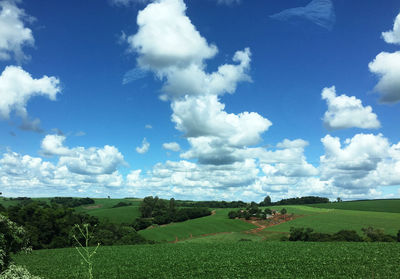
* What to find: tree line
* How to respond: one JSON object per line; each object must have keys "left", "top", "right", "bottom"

{"left": 259, "top": 196, "right": 329, "bottom": 206}
{"left": 0, "top": 200, "right": 148, "bottom": 250}
{"left": 133, "top": 196, "right": 211, "bottom": 230}
{"left": 287, "top": 227, "right": 400, "bottom": 242}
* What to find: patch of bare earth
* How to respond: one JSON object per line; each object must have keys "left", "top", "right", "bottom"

{"left": 242, "top": 214, "right": 304, "bottom": 238}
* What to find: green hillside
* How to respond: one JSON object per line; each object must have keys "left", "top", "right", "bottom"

{"left": 264, "top": 205, "right": 400, "bottom": 235}
{"left": 14, "top": 242, "right": 400, "bottom": 279}
{"left": 307, "top": 199, "right": 400, "bottom": 213}
{"left": 138, "top": 208, "right": 256, "bottom": 242}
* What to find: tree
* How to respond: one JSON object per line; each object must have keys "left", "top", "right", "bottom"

{"left": 228, "top": 211, "right": 237, "bottom": 219}
{"left": 280, "top": 208, "right": 287, "bottom": 215}
{"left": 397, "top": 230, "right": 400, "bottom": 242}
{"left": 264, "top": 208, "right": 272, "bottom": 215}
{"left": 337, "top": 197, "right": 342, "bottom": 202}
{"left": 264, "top": 196, "right": 271, "bottom": 206}
{"left": 0, "top": 214, "right": 29, "bottom": 272}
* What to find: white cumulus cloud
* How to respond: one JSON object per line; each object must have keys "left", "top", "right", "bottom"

{"left": 321, "top": 86, "right": 380, "bottom": 130}
{"left": 0, "top": 66, "right": 61, "bottom": 129}
{"left": 369, "top": 51, "right": 400, "bottom": 104}
{"left": 162, "top": 142, "right": 181, "bottom": 152}
{"left": 136, "top": 137, "right": 150, "bottom": 154}
{"left": 320, "top": 133, "right": 400, "bottom": 190}
{"left": 0, "top": 0, "right": 34, "bottom": 63}
{"left": 382, "top": 12, "right": 400, "bottom": 45}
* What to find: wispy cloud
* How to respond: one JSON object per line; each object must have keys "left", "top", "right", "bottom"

{"left": 122, "top": 68, "right": 147, "bottom": 85}
{"left": 270, "top": 0, "right": 336, "bottom": 31}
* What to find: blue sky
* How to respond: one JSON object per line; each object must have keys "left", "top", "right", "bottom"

{"left": 0, "top": 0, "right": 400, "bottom": 201}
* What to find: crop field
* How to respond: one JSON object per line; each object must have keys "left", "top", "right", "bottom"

{"left": 306, "top": 199, "right": 400, "bottom": 213}
{"left": 264, "top": 205, "right": 400, "bottom": 235}
{"left": 14, "top": 242, "right": 400, "bottom": 278}
{"left": 138, "top": 209, "right": 256, "bottom": 242}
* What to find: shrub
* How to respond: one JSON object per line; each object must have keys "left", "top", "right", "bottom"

{"left": 0, "top": 263, "right": 41, "bottom": 279}
{"left": 228, "top": 211, "right": 237, "bottom": 219}
{"left": 112, "top": 202, "right": 132, "bottom": 208}
{"left": 331, "top": 230, "right": 363, "bottom": 242}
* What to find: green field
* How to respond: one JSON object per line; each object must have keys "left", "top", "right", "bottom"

{"left": 74, "top": 198, "right": 142, "bottom": 224}
{"left": 14, "top": 242, "right": 400, "bottom": 278}
{"left": 264, "top": 205, "right": 400, "bottom": 235}
{"left": 307, "top": 199, "right": 400, "bottom": 213}
{"left": 138, "top": 209, "right": 256, "bottom": 242}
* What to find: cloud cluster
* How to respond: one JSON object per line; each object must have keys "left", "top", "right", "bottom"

{"left": 320, "top": 133, "right": 400, "bottom": 190}
{"left": 0, "top": 134, "right": 126, "bottom": 196}
{"left": 270, "top": 0, "right": 336, "bottom": 31}
{"left": 0, "top": 0, "right": 34, "bottom": 63}
{"left": 124, "top": 0, "right": 271, "bottom": 167}
{"left": 321, "top": 86, "right": 380, "bottom": 130}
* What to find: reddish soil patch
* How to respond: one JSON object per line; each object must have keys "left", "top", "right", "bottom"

{"left": 242, "top": 214, "right": 304, "bottom": 237}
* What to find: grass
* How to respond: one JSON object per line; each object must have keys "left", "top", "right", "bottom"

{"left": 138, "top": 209, "right": 256, "bottom": 242}
{"left": 14, "top": 242, "right": 400, "bottom": 278}
{"left": 307, "top": 199, "right": 400, "bottom": 213}
{"left": 86, "top": 206, "right": 140, "bottom": 224}
{"left": 263, "top": 205, "right": 400, "bottom": 235}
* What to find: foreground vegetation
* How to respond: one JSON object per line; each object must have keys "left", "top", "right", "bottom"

{"left": 14, "top": 242, "right": 400, "bottom": 278}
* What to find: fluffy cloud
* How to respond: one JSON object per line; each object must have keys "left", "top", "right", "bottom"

{"left": 321, "top": 86, "right": 380, "bottom": 130}
{"left": 136, "top": 137, "right": 150, "bottom": 154}
{"left": 162, "top": 48, "right": 251, "bottom": 99}
{"left": 368, "top": 51, "right": 400, "bottom": 104}
{"left": 125, "top": 0, "right": 217, "bottom": 73}
{"left": 382, "top": 12, "right": 400, "bottom": 45}
{"left": 320, "top": 133, "right": 400, "bottom": 190}
{"left": 0, "top": 66, "right": 61, "bottom": 130}
{"left": 40, "top": 134, "right": 126, "bottom": 175}
{"left": 0, "top": 0, "right": 34, "bottom": 62}
{"left": 41, "top": 135, "right": 71, "bottom": 156}
{"left": 270, "top": 0, "right": 336, "bottom": 31}
{"left": 162, "top": 142, "right": 180, "bottom": 152}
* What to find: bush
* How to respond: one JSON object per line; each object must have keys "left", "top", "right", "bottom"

{"left": 112, "top": 202, "right": 132, "bottom": 208}
{"left": 0, "top": 263, "right": 41, "bottom": 279}
{"left": 362, "top": 227, "right": 396, "bottom": 242}
{"left": 228, "top": 211, "right": 237, "bottom": 219}
{"left": 331, "top": 230, "right": 363, "bottom": 242}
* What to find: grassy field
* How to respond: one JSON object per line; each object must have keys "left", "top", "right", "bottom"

{"left": 74, "top": 198, "right": 142, "bottom": 224}
{"left": 138, "top": 209, "right": 256, "bottom": 242}
{"left": 14, "top": 242, "right": 400, "bottom": 278}
{"left": 307, "top": 199, "right": 400, "bottom": 213}
{"left": 264, "top": 205, "right": 400, "bottom": 235}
